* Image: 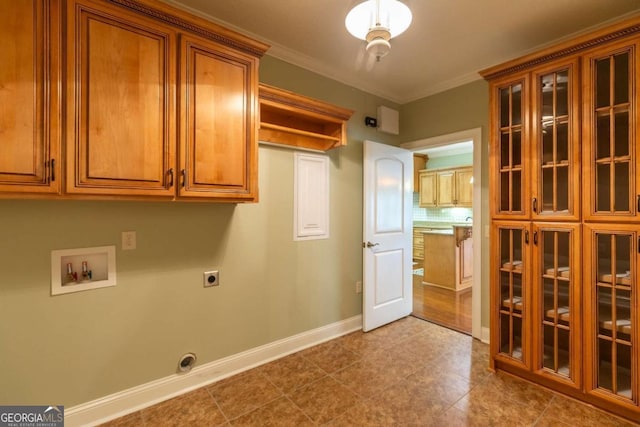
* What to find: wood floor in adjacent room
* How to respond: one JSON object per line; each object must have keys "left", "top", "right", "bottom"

{"left": 411, "top": 272, "right": 472, "bottom": 335}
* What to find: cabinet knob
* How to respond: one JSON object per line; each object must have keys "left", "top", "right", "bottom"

{"left": 167, "top": 168, "right": 174, "bottom": 187}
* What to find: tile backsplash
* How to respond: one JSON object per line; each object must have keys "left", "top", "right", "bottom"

{"left": 412, "top": 193, "right": 472, "bottom": 222}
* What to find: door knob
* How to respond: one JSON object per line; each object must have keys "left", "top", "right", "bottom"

{"left": 366, "top": 241, "right": 379, "bottom": 248}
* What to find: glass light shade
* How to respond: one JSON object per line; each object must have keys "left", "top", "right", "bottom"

{"left": 345, "top": 0, "right": 412, "bottom": 40}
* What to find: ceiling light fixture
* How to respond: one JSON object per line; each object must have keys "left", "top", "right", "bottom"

{"left": 345, "top": 0, "right": 412, "bottom": 61}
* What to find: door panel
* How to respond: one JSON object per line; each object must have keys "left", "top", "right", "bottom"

{"left": 363, "top": 141, "right": 412, "bottom": 332}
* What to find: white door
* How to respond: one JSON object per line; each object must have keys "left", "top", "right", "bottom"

{"left": 363, "top": 140, "right": 413, "bottom": 332}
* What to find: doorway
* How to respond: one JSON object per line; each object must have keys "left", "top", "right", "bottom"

{"left": 401, "top": 128, "right": 482, "bottom": 340}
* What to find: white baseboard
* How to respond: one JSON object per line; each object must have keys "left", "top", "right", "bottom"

{"left": 481, "top": 326, "right": 490, "bottom": 344}
{"left": 66, "top": 315, "right": 363, "bottom": 427}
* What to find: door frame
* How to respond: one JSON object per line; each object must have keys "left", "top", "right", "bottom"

{"left": 401, "top": 127, "right": 484, "bottom": 341}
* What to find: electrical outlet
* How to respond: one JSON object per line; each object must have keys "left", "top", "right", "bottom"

{"left": 122, "top": 231, "right": 136, "bottom": 250}
{"left": 203, "top": 270, "right": 220, "bottom": 287}
{"left": 355, "top": 281, "right": 362, "bottom": 293}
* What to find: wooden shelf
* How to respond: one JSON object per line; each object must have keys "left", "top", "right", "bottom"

{"left": 258, "top": 83, "right": 354, "bottom": 152}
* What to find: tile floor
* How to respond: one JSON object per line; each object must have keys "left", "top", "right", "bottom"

{"left": 102, "top": 317, "right": 638, "bottom": 426}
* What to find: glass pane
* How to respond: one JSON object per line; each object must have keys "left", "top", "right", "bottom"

{"left": 615, "top": 234, "right": 631, "bottom": 276}
{"left": 542, "top": 126, "right": 554, "bottom": 164}
{"left": 500, "top": 313, "right": 510, "bottom": 354}
{"left": 513, "top": 316, "right": 523, "bottom": 360}
{"left": 617, "top": 343, "right": 632, "bottom": 398}
{"left": 596, "top": 58, "right": 611, "bottom": 109}
{"left": 501, "top": 132, "right": 510, "bottom": 168}
{"left": 512, "top": 84, "right": 522, "bottom": 126}
{"left": 512, "top": 171, "right": 521, "bottom": 211}
{"left": 596, "top": 113, "right": 611, "bottom": 159}
{"left": 543, "top": 277, "right": 554, "bottom": 315}
{"left": 556, "top": 70, "right": 569, "bottom": 116}
{"left": 542, "top": 168, "right": 553, "bottom": 211}
{"left": 598, "top": 286, "right": 613, "bottom": 338}
{"left": 558, "top": 327, "right": 570, "bottom": 376}
{"left": 541, "top": 74, "right": 554, "bottom": 117}
{"left": 500, "top": 88, "right": 510, "bottom": 126}
{"left": 614, "top": 53, "right": 629, "bottom": 105}
{"left": 557, "top": 167, "right": 569, "bottom": 212}
{"left": 557, "top": 122, "right": 569, "bottom": 162}
{"left": 543, "top": 324, "right": 554, "bottom": 370}
{"left": 596, "top": 163, "right": 611, "bottom": 212}
{"left": 597, "top": 233, "right": 612, "bottom": 280}
{"left": 614, "top": 162, "right": 630, "bottom": 212}
{"left": 614, "top": 111, "right": 629, "bottom": 157}
{"left": 558, "top": 281, "right": 570, "bottom": 325}
{"left": 512, "top": 131, "right": 522, "bottom": 167}
{"left": 598, "top": 338, "right": 613, "bottom": 390}
{"left": 500, "top": 172, "right": 510, "bottom": 211}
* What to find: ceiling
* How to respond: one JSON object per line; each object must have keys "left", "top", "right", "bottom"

{"left": 164, "top": 0, "right": 640, "bottom": 104}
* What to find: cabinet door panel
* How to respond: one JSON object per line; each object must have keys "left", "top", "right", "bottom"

{"left": 179, "top": 34, "right": 258, "bottom": 200}
{"left": 583, "top": 41, "right": 639, "bottom": 221}
{"left": 456, "top": 168, "right": 473, "bottom": 206}
{"left": 531, "top": 59, "right": 580, "bottom": 221}
{"left": 66, "top": 1, "right": 175, "bottom": 196}
{"left": 419, "top": 172, "right": 436, "bottom": 207}
{"left": 490, "top": 73, "right": 530, "bottom": 219}
{"left": 531, "top": 223, "right": 581, "bottom": 388}
{"left": 491, "top": 221, "right": 531, "bottom": 369}
{"left": 0, "top": 0, "right": 60, "bottom": 193}
{"left": 583, "top": 224, "right": 638, "bottom": 405}
{"left": 437, "top": 170, "right": 455, "bottom": 206}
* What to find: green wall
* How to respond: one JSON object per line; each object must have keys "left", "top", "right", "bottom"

{"left": 426, "top": 152, "right": 473, "bottom": 169}
{"left": 0, "top": 55, "right": 490, "bottom": 408}
{"left": 0, "top": 56, "right": 400, "bottom": 407}
{"left": 401, "top": 79, "right": 490, "bottom": 327}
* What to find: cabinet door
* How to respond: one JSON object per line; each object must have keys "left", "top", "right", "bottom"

{"left": 178, "top": 34, "right": 258, "bottom": 200}
{"left": 584, "top": 224, "right": 638, "bottom": 406}
{"left": 437, "top": 170, "right": 455, "bottom": 206}
{"left": 583, "top": 41, "right": 640, "bottom": 222}
{"left": 413, "top": 154, "right": 427, "bottom": 192}
{"left": 531, "top": 59, "right": 580, "bottom": 221}
{"left": 0, "top": 0, "right": 60, "bottom": 194}
{"left": 65, "top": 0, "right": 176, "bottom": 197}
{"left": 490, "top": 74, "right": 530, "bottom": 219}
{"left": 455, "top": 168, "right": 473, "bottom": 207}
{"left": 419, "top": 172, "right": 436, "bottom": 207}
{"left": 531, "top": 223, "right": 581, "bottom": 388}
{"left": 491, "top": 221, "right": 531, "bottom": 369}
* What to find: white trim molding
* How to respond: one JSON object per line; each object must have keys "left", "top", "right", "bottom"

{"left": 66, "top": 315, "right": 362, "bottom": 427}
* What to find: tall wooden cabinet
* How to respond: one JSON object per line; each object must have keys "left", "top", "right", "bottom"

{"left": 483, "top": 17, "right": 640, "bottom": 421}
{"left": 0, "top": 0, "right": 60, "bottom": 194}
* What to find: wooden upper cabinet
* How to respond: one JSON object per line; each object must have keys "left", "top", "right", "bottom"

{"left": 582, "top": 40, "right": 640, "bottom": 222}
{"left": 0, "top": 0, "right": 60, "bottom": 194}
{"left": 531, "top": 59, "right": 581, "bottom": 221}
{"left": 455, "top": 167, "right": 473, "bottom": 207}
{"left": 178, "top": 33, "right": 258, "bottom": 200}
{"left": 436, "top": 169, "right": 455, "bottom": 207}
{"left": 489, "top": 72, "right": 530, "bottom": 220}
{"left": 65, "top": 0, "right": 176, "bottom": 197}
{"left": 418, "top": 171, "right": 436, "bottom": 207}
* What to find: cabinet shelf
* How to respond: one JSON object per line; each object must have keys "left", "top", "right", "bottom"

{"left": 258, "top": 83, "right": 353, "bottom": 152}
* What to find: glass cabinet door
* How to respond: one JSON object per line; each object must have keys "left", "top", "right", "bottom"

{"left": 584, "top": 225, "right": 637, "bottom": 403}
{"left": 531, "top": 60, "right": 580, "bottom": 221}
{"left": 493, "top": 222, "right": 530, "bottom": 368}
{"left": 532, "top": 224, "right": 580, "bottom": 387}
{"left": 584, "top": 43, "right": 638, "bottom": 221}
{"left": 491, "top": 75, "right": 530, "bottom": 220}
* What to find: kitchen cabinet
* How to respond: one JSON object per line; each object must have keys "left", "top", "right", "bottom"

{"left": 418, "top": 171, "right": 437, "bottom": 207}
{"left": 0, "top": 0, "right": 61, "bottom": 194}
{"left": 419, "top": 167, "right": 472, "bottom": 208}
{"left": 413, "top": 154, "right": 427, "bottom": 191}
{"left": 65, "top": 0, "right": 176, "bottom": 197}
{"left": 483, "top": 16, "right": 640, "bottom": 421}
{"left": 423, "top": 226, "right": 473, "bottom": 291}
{"left": 178, "top": 33, "right": 259, "bottom": 200}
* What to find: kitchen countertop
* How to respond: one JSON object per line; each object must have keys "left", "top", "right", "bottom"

{"left": 422, "top": 229, "right": 454, "bottom": 235}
